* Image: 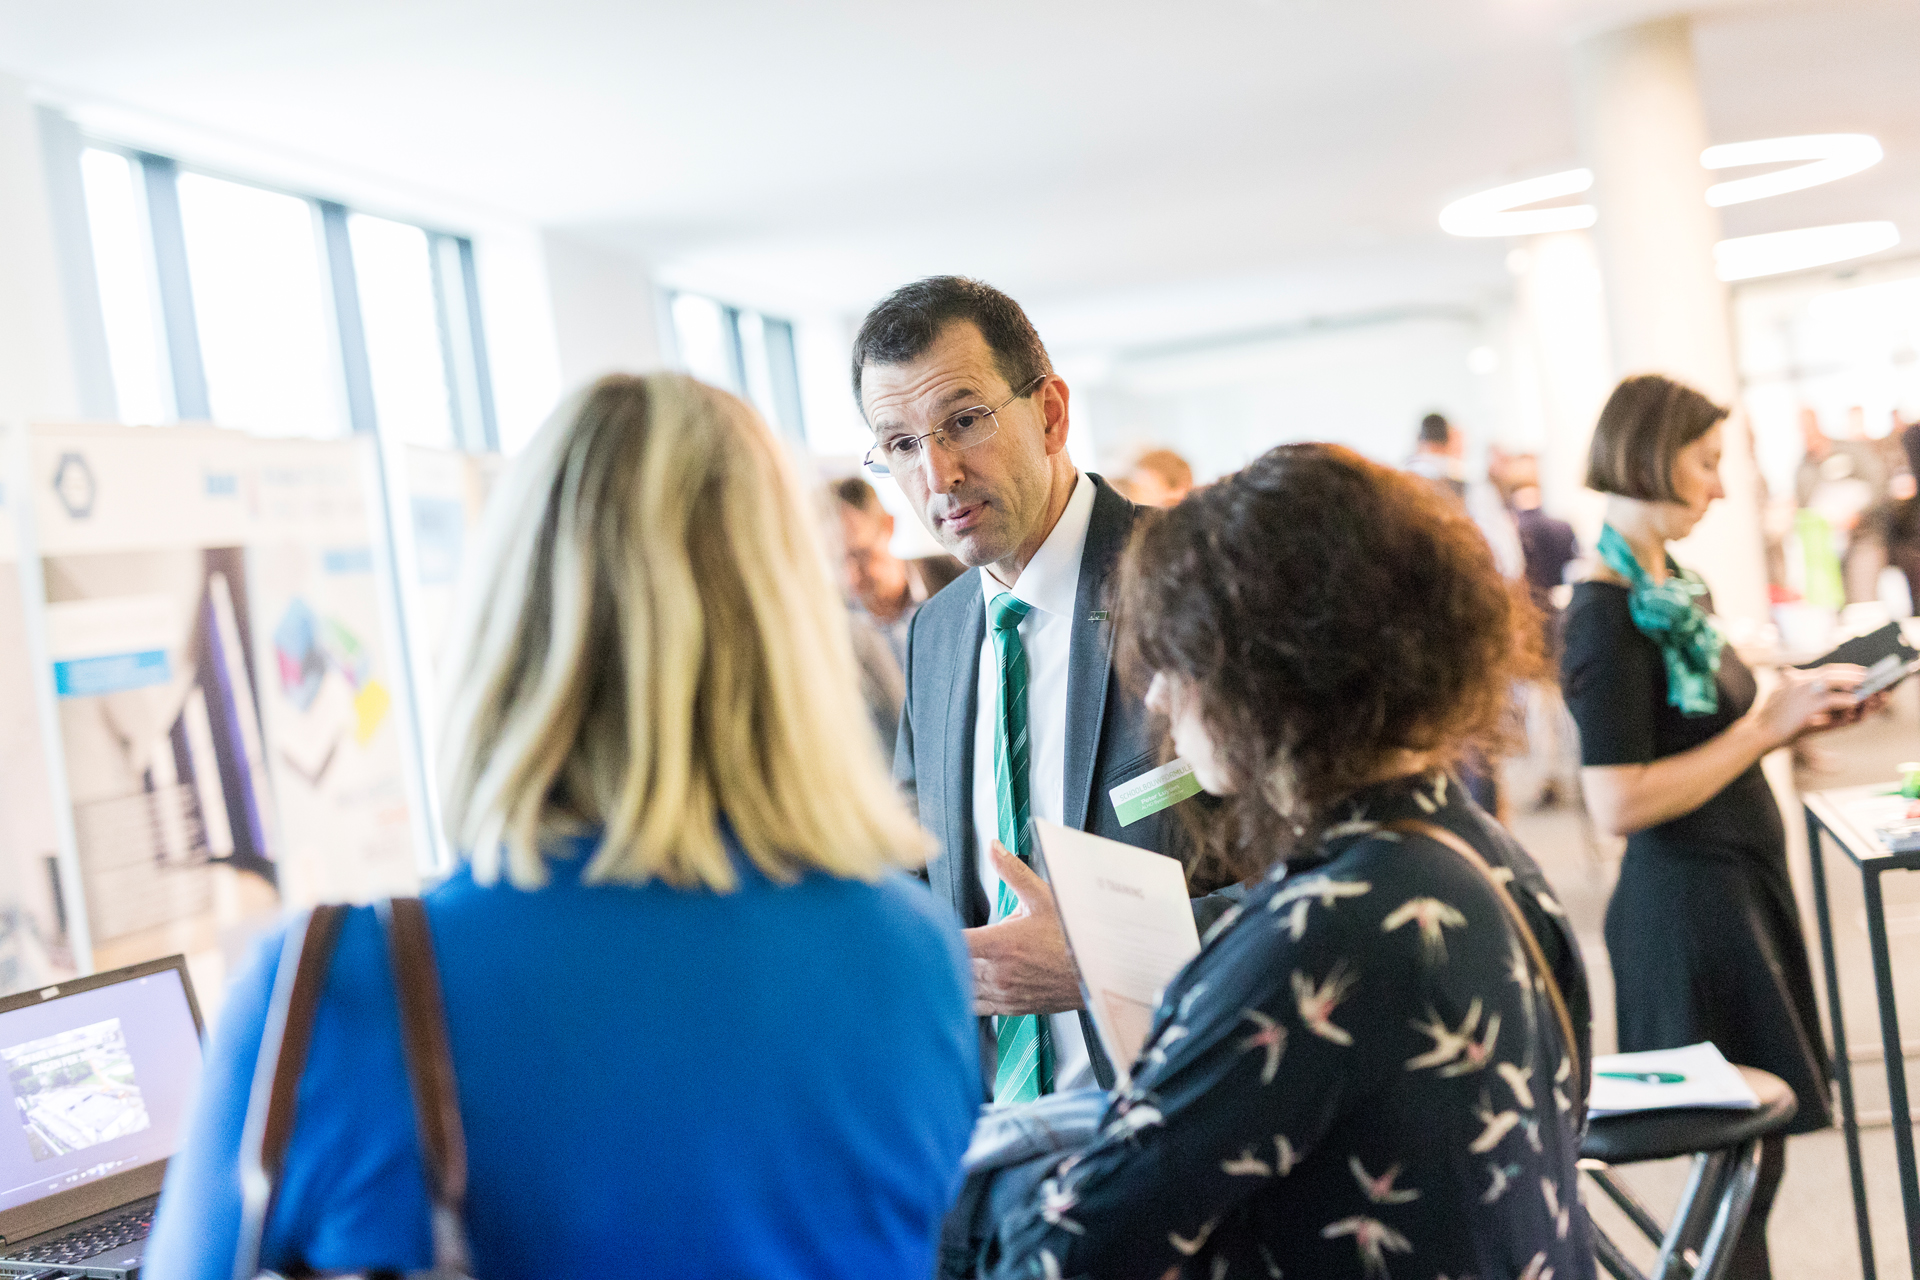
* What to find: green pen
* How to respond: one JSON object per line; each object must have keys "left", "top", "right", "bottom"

{"left": 1598, "top": 1070, "right": 1686, "bottom": 1084}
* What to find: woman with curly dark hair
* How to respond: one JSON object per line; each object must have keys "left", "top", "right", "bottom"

{"left": 984, "top": 443, "right": 1594, "bottom": 1280}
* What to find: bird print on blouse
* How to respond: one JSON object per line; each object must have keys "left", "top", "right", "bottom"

{"left": 1292, "top": 965, "right": 1358, "bottom": 1045}
{"left": 1381, "top": 897, "right": 1468, "bottom": 962}
{"left": 1497, "top": 1061, "right": 1536, "bottom": 1109}
{"left": 1349, "top": 1158, "right": 1420, "bottom": 1205}
{"left": 1240, "top": 1009, "right": 1288, "bottom": 1084}
{"left": 1270, "top": 876, "right": 1373, "bottom": 941}
{"left": 1322, "top": 1216, "right": 1414, "bottom": 1279}
{"left": 983, "top": 771, "right": 1593, "bottom": 1280}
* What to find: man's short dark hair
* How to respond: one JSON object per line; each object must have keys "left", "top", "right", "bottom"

{"left": 830, "top": 476, "right": 882, "bottom": 514}
{"left": 849, "top": 276, "right": 1053, "bottom": 415}
{"left": 1419, "top": 413, "right": 1452, "bottom": 446}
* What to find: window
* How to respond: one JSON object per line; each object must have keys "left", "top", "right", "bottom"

{"left": 75, "top": 146, "right": 496, "bottom": 452}
{"left": 667, "top": 291, "right": 805, "bottom": 440}
{"left": 351, "top": 214, "right": 455, "bottom": 450}
{"left": 76, "top": 150, "right": 166, "bottom": 426}
{"left": 176, "top": 171, "right": 340, "bottom": 437}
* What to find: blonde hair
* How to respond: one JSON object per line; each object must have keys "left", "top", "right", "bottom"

{"left": 438, "top": 372, "right": 932, "bottom": 891}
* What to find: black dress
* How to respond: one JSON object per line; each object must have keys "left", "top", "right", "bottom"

{"left": 987, "top": 772, "right": 1596, "bottom": 1280}
{"left": 1561, "top": 581, "right": 1832, "bottom": 1133}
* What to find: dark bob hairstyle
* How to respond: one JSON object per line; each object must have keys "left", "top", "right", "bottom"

{"left": 1585, "top": 374, "right": 1729, "bottom": 501}
{"left": 1116, "top": 443, "right": 1539, "bottom": 882}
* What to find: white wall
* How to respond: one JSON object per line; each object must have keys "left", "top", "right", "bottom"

{"left": 1075, "top": 312, "right": 1512, "bottom": 484}
{"left": 538, "top": 230, "right": 664, "bottom": 403}
{"left": 0, "top": 73, "right": 81, "bottom": 425}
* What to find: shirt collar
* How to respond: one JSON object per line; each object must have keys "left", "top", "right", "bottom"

{"left": 978, "top": 471, "right": 1095, "bottom": 619}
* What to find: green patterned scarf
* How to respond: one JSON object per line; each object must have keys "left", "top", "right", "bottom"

{"left": 1596, "top": 524, "right": 1724, "bottom": 717}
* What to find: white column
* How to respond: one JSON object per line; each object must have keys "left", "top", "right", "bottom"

{"left": 1571, "top": 16, "right": 1769, "bottom": 626}
{"left": 0, "top": 73, "right": 82, "bottom": 425}
{"left": 1510, "top": 230, "right": 1615, "bottom": 552}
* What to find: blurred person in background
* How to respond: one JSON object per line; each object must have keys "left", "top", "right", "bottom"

{"left": 1408, "top": 412, "right": 1523, "bottom": 814}
{"left": 1505, "top": 456, "right": 1582, "bottom": 808}
{"left": 147, "top": 374, "right": 980, "bottom": 1279}
{"left": 1563, "top": 374, "right": 1883, "bottom": 1280}
{"left": 1795, "top": 406, "right": 1887, "bottom": 604}
{"left": 832, "top": 475, "right": 964, "bottom": 670}
{"left": 1878, "top": 416, "right": 1920, "bottom": 612}
{"left": 984, "top": 443, "right": 1591, "bottom": 1280}
{"left": 1504, "top": 455, "right": 1580, "bottom": 615}
{"left": 1123, "top": 447, "right": 1194, "bottom": 508}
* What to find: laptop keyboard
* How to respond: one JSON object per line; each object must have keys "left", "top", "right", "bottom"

{"left": 3, "top": 1203, "right": 153, "bottom": 1264}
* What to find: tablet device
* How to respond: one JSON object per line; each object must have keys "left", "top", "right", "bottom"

{"left": 1796, "top": 620, "right": 1920, "bottom": 704}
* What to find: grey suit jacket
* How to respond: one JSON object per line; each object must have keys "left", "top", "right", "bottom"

{"left": 893, "top": 473, "right": 1236, "bottom": 1092}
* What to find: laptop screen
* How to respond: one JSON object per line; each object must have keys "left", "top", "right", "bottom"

{"left": 0, "top": 966, "right": 202, "bottom": 1216}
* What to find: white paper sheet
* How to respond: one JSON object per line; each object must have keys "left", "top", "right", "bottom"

{"left": 1588, "top": 1041, "right": 1761, "bottom": 1116}
{"left": 1034, "top": 818, "right": 1200, "bottom": 1085}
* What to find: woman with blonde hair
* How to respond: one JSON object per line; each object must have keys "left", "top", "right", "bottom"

{"left": 147, "top": 375, "right": 980, "bottom": 1279}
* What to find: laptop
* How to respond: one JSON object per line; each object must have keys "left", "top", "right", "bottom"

{"left": 0, "top": 956, "right": 205, "bottom": 1280}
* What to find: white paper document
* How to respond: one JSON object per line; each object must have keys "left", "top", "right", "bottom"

{"left": 1587, "top": 1042, "right": 1761, "bottom": 1117}
{"left": 1034, "top": 818, "right": 1200, "bottom": 1085}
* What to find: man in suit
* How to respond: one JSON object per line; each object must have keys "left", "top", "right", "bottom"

{"left": 852, "top": 277, "right": 1231, "bottom": 1098}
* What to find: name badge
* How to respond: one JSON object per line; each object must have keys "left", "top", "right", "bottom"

{"left": 1110, "top": 759, "right": 1203, "bottom": 827}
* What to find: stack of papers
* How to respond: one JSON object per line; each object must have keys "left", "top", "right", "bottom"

{"left": 1847, "top": 792, "right": 1920, "bottom": 853}
{"left": 1034, "top": 819, "right": 1201, "bottom": 1086}
{"left": 1588, "top": 1042, "right": 1761, "bottom": 1117}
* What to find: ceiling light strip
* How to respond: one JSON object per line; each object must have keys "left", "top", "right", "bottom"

{"left": 1701, "top": 134, "right": 1884, "bottom": 208}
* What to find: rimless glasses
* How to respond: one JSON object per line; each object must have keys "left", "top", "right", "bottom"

{"left": 862, "top": 376, "right": 1047, "bottom": 477}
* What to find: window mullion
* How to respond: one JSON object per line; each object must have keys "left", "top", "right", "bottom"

{"left": 316, "top": 200, "right": 379, "bottom": 436}
{"left": 136, "top": 153, "right": 210, "bottom": 421}
{"left": 723, "top": 305, "right": 749, "bottom": 397}
{"left": 427, "top": 234, "right": 498, "bottom": 453}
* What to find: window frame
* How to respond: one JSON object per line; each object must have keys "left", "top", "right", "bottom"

{"left": 71, "top": 141, "right": 499, "bottom": 453}
{"left": 664, "top": 289, "right": 807, "bottom": 443}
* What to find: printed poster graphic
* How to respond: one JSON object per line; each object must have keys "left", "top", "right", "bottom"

{"left": 249, "top": 539, "right": 415, "bottom": 906}
{"left": 30, "top": 424, "right": 425, "bottom": 987}
{"left": 0, "top": 476, "right": 73, "bottom": 989}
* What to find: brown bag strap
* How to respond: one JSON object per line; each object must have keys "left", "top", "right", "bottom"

{"left": 235, "top": 904, "right": 350, "bottom": 1280}
{"left": 1385, "top": 820, "right": 1587, "bottom": 1108}
{"left": 378, "top": 897, "right": 474, "bottom": 1275}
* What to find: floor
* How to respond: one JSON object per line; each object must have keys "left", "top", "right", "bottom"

{"left": 1506, "top": 682, "right": 1920, "bottom": 1280}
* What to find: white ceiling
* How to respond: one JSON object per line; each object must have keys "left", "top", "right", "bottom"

{"left": 3, "top": 0, "right": 1915, "bottom": 351}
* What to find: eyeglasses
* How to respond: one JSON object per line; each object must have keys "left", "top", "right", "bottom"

{"left": 862, "top": 376, "right": 1047, "bottom": 477}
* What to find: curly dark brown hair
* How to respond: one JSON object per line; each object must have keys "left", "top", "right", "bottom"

{"left": 1116, "top": 443, "right": 1541, "bottom": 882}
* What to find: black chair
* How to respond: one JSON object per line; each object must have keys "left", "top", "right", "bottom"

{"left": 1579, "top": 1066, "right": 1797, "bottom": 1280}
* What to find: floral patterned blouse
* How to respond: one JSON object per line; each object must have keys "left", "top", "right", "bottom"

{"left": 987, "top": 772, "right": 1596, "bottom": 1280}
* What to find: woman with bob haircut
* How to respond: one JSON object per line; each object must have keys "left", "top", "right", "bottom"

{"left": 984, "top": 443, "right": 1594, "bottom": 1280}
{"left": 147, "top": 374, "right": 980, "bottom": 1279}
{"left": 1562, "top": 373, "right": 1878, "bottom": 1280}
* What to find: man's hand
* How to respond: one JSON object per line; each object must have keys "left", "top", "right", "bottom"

{"left": 963, "top": 841, "right": 1086, "bottom": 1016}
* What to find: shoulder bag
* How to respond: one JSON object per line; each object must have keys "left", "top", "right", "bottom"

{"left": 233, "top": 899, "right": 476, "bottom": 1280}
{"left": 1386, "top": 819, "right": 1587, "bottom": 1110}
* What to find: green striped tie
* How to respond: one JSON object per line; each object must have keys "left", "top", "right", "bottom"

{"left": 988, "top": 591, "right": 1053, "bottom": 1102}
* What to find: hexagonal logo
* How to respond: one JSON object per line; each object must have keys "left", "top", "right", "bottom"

{"left": 52, "top": 452, "right": 95, "bottom": 520}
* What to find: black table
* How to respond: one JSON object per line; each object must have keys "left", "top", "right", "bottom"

{"left": 1805, "top": 784, "right": 1920, "bottom": 1280}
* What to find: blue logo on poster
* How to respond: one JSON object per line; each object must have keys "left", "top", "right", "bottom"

{"left": 53, "top": 650, "right": 170, "bottom": 697}
{"left": 204, "top": 472, "right": 238, "bottom": 497}
{"left": 52, "top": 453, "right": 95, "bottom": 519}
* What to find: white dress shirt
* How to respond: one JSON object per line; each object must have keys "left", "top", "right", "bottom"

{"left": 971, "top": 471, "right": 1097, "bottom": 1091}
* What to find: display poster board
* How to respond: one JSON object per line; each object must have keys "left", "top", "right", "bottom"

{"left": 400, "top": 445, "right": 500, "bottom": 680}
{"left": 0, "top": 471, "right": 75, "bottom": 989}
{"left": 28, "top": 424, "right": 424, "bottom": 993}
